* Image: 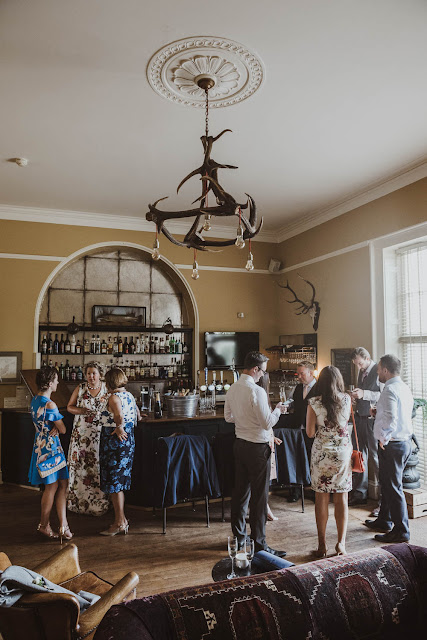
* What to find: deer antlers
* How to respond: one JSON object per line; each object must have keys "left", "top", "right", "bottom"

{"left": 277, "top": 274, "right": 321, "bottom": 331}
{"left": 146, "top": 130, "right": 263, "bottom": 251}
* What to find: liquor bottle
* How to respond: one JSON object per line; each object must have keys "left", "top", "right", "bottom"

{"left": 107, "top": 335, "right": 113, "bottom": 355}
{"left": 125, "top": 360, "right": 131, "bottom": 378}
{"left": 76, "top": 339, "right": 82, "bottom": 355}
{"left": 48, "top": 359, "right": 53, "bottom": 367}
{"left": 149, "top": 362, "right": 155, "bottom": 378}
{"left": 164, "top": 336, "right": 170, "bottom": 354}
{"left": 129, "top": 336, "right": 135, "bottom": 354}
{"left": 71, "top": 366, "right": 77, "bottom": 382}
{"left": 59, "top": 361, "right": 65, "bottom": 379}
{"left": 65, "top": 359, "right": 71, "bottom": 381}
{"left": 154, "top": 392, "right": 163, "bottom": 419}
{"left": 169, "top": 335, "right": 175, "bottom": 354}
{"left": 135, "top": 336, "right": 141, "bottom": 354}
{"left": 154, "top": 337, "right": 159, "bottom": 353}
{"left": 144, "top": 335, "right": 150, "bottom": 354}
{"left": 113, "top": 337, "right": 119, "bottom": 354}
{"left": 150, "top": 335, "right": 155, "bottom": 354}
{"left": 77, "top": 366, "right": 84, "bottom": 381}
{"left": 53, "top": 334, "right": 59, "bottom": 354}
{"left": 140, "top": 362, "right": 145, "bottom": 379}
{"left": 135, "top": 361, "right": 141, "bottom": 379}
{"left": 65, "top": 334, "right": 71, "bottom": 354}
{"left": 118, "top": 336, "right": 123, "bottom": 354}
{"left": 101, "top": 338, "right": 107, "bottom": 354}
{"left": 84, "top": 338, "right": 91, "bottom": 354}
{"left": 96, "top": 335, "right": 101, "bottom": 355}
{"left": 124, "top": 337, "right": 129, "bottom": 354}
{"left": 41, "top": 335, "right": 48, "bottom": 355}
{"left": 168, "top": 362, "right": 173, "bottom": 379}
{"left": 159, "top": 336, "right": 165, "bottom": 354}
{"left": 129, "top": 361, "right": 135, "bottom": 381}
{"left": 90, "top": 334, "right": 96, "bottom": 354}
{"left": 59, "top": 334, "right": 65, "bottom": 354}
{"left": 183, "top": 341, "right": 188, "bottom": 354}
{"left": 154, "top": 362, "right": 159, "bottom": 378}
{"left": 47, "top": 334, "right": 53, "bottom": 355}
{"left": 176, "top": 359, "right": 181, "bottom": 377}
{"left": 70, "top": 334, "right": 76, "bottom": 354}
{"left": 176, "top": 338, "right": 182, "bottom": 354}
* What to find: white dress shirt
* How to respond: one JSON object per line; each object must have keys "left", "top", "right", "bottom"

{"left": 224, "top": 374, "right": 281, "bottom": 443}
{"left": 373, "top": 376, "right": 413, "bottom": 445}
{"left": 302, "top": 378, "right": 316, "bottom": 399}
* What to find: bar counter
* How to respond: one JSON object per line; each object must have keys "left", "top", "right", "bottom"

{"left": 0, "top": 407, "right": 234, "bottom": 507}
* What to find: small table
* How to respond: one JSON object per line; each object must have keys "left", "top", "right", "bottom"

{"left": 212, "top": 558, "right": 258, "bottom": 582}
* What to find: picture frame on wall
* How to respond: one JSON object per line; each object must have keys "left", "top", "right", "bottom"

{"left": 0, "top": 351, "right": 22, "bottom": 384}
{"left": 92, "top": 305, "right": 146, "bottom": 327}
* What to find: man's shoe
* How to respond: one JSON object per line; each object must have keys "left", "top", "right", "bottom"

{"left": 364, "top": 519, "right": 392, "bottom": 533}
{"left": 374, "top": 531, "right": 410, "bottom": 543}
{"left": 348, "top": 496, "right": 367, "bottom": 506}
{"left": 260, "top": 545, "right": 287, "bottom": 558}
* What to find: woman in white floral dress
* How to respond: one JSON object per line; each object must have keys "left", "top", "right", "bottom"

{"left": 306, "top": 366, "right": 352, "bottom": 558}
{"left": 67, "top": 362, "right": 110, "bottom": 515}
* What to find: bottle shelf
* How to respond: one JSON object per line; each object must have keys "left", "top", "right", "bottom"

{"left": 39, "top": 324, "right": 193, "bottom": 334}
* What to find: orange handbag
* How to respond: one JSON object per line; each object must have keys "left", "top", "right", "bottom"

{"left": 350, "top": 403, "right": 365, "bottom": 473}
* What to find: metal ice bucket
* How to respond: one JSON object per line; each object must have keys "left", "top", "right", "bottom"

{"left": 166, "top": 395, "right": 199, "bottom": 418}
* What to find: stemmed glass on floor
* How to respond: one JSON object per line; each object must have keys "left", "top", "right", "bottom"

{"left": 245, "top": 538, "right": 255, "bottom": 573}
{"left": 227, "top": 536, "right": 238, "bottom": 579}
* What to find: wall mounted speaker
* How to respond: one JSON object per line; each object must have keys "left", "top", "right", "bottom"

{"left": 268, "top": 258, "right": 281, "bottom": 273}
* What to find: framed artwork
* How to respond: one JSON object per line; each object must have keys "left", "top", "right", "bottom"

{"left": 92, "top": 305, "right": 146, "bottom": 327}
{"left": 0, "top": 351, "right": 22, "bottom": 384}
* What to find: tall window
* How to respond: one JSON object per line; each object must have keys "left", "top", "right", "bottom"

{"left": 397, "top": 243, "right": 427, "bottom": 486}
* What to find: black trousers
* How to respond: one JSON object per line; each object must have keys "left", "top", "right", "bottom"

{"left": 231, "top": 438, "right": 271, "bottom": 551}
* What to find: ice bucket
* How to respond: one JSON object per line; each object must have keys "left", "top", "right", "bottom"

{"left": 166, "top": 395, "right": 199, "bottom": 418}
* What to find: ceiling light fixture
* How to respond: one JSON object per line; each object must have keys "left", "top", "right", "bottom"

{"left": 146, "top": 62, "right": 263, "bottom": 275}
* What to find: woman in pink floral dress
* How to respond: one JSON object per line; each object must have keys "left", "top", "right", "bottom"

{"left": 306, "top": 366, "right": 352, "bottom": 557}
{"left": 67, "top": 362, "right": 110, "bottom": 515}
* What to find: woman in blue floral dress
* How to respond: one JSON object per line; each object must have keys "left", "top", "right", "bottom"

{"left": 29, "top": 366, "right": 73, "bottom": 542}
{"left": 99, "top": 367, "right": 140, "bottom": 536}
{"left": 306, "top": 366, "right": 352, "bottom": 558}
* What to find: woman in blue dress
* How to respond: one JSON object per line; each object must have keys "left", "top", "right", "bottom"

{"left": 99, "top": 367, "right": 140, "bottom": 536}
{"left": 29, "top": 366, "right": 73, "bottom": 542}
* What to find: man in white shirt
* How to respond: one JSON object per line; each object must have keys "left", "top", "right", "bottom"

{"left": 364, "top": 354, "right": 413, "bottom": 543}
{"left": 224, "top": 351, "right": 288, "bottom": 556}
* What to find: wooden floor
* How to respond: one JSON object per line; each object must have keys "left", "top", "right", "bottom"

{"left": 0, "top": 483, "right": 426, "bottom": 598}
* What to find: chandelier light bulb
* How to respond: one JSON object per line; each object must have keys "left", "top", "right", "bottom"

{"left": 235, "top": 227, "right": 245, "bottom": 249}
{"left": 192, "top": 260, "right": 200, "bottom": 280}
{"left": 202, "top": 215, "right": 212, "bottom": 231}
{"left": 152, "top": 238, "right": 160, "bottom": 261}
{"left": 245, "top": 251, "right": 254, "bottom": 271}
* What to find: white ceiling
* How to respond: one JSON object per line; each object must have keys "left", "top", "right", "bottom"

{"left": 1, "top": 0, "right": 427, "bottom": 240}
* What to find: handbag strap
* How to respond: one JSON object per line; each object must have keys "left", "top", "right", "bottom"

{"left": 350, "top": 401, "right": 360, "bottom": 451}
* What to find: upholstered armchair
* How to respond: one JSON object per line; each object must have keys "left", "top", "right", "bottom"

{"left": 0, "top": 543, "right": 139, "bottom": 640}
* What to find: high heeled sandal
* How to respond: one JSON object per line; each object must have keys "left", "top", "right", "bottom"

{"left": 58, "top": 525, "right": 74, "bottom": 545}
{"left": 335, "top": 542, "right": 346, "bottom": 556}
{"left": 312, "top": 546, "right": 328, "bottom": 558}
{"left": 37, "top": 523, "right": 59, "bottom": 540}
{"left": 99, "top": 522, "right": 129, "bottom": 536}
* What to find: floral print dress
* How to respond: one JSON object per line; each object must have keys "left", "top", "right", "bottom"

{"left": 67, "top": 382, "right": 110, "bottom": 515}
{"left": 309, "top": 393, "right": 352, "bottom": 493}
{"left": 99, "top": 390, "right": 137, "bottom": 494}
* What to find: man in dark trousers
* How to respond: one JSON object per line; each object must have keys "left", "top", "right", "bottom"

{"left": 285, "top": 360, "right": 317, "bottom": 501}
{"left": 349, "top": 347, "right": 382, "bottom": 511}
{"left": 224, "top": 351, "right": 288, "bottom": 556}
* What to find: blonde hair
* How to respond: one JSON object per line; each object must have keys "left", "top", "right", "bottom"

{"left": 105, "top": 367, "right": 128, "bottom": 390}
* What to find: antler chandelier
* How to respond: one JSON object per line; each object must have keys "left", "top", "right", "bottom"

{"left": 146, "top": 69, "right": 263, "bottom": 278}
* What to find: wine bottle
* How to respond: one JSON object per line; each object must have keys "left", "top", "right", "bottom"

{"left": 124, "top": 337, "right": 129, "bottom": 354}
{"left": 65, "top": 359, "right": 71, "bottom": 381}
{"left": 53, "top": 334, "right": 59, "bottom": 354}
{"left": 65, "top": 334, "right": 71, "bottom": 354}
{"left": 59, "top": 334, "right": 65, "bottom": 354}
{"left": 129, "top": 336, "right": 135, "bottom": 354}
{"left": 154, "top": 391, "right": 162, "bottom": 419}
{"left": 76, "top": 339, "right": 82, "bottom": 355}
{"left": 118, "top": 336, "right": 123, "bottom": 354}
{"left": 41, "top": 335, "right": 48, "bottom": 355}
{"left": 101, "top": 338, "right": 107, "bottom": 354}
{"left": 47, "top": 334, "right": 53, "bottom": 355}
{"left": 70, "top": 334, "right": 76, "bottom": 354}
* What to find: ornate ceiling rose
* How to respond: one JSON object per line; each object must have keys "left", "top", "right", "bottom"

{"left": 147, "top": 36, "right": 264, "bottom": 108}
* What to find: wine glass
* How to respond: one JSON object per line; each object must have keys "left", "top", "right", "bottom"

{"left": 370, "top": 401, "right": 377, "bottom": 418}
{"left": 245, "top": 538, "right": 255, "bottom": 573}
{"left": 227, "top": 536, "right": 238, "bottom": 579}
{"left": 279, "top": 385, "right": 286, "bottom": 403}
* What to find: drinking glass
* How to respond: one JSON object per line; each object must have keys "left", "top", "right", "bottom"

{"left": 245, "top": 538, "right": 255, "bottom": 573}
{"left": 227, "top": 536, "right": 238, "bottom": 579}
{"left": 279, "top": 385, "right": 286, "bottom": 403}
{"left": 370, "top": 401, "right": 377, "bottom": 418}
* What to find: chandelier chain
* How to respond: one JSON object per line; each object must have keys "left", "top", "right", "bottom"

{"left": 205, "top": 89, "right": 209, "bottom": 138}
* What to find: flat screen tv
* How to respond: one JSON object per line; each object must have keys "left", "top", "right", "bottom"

{"left": 205, "top": 332, "right": 260, "bottom": 368}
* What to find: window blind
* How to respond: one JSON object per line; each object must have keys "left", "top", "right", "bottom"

{"left": 397, "top": 243, "right": 427, "bottom": 486}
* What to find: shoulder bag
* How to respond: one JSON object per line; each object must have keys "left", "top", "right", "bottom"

{"left": 350, "top": 402, "right": 365, "bottom": 473}
{"left": 36, "top": 406, "right": 67, "bottom": 479}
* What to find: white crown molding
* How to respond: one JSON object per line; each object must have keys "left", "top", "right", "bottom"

{"left": 0, "top": 204, "right": 277, "bottom": 243}
{"left": 276, "top": 158, "right": 427, "bottom": 243}
{"left": 0, "top": 252, "right": 64, "bottom": 261}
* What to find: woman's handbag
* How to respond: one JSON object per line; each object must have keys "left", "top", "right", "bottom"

{"left": 36, "top": 407, "right": 67, "bottom": 479}
{"left": 350, "top": 403, "right": 365, "bottom": 473}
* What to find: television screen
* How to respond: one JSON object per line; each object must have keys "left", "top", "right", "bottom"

{"left": 205, "top": 332, "right": 260, "bottom": 368}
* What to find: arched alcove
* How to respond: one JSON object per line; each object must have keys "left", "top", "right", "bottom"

{"left": 33, "top": 242, "right": 199, "bottom": 377}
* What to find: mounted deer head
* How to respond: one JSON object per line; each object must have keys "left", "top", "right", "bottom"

{"left": 277, "top": 274, "right": 321, "bottom": 331}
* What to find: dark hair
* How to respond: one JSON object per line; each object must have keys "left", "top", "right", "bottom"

{"left": 351, "top": 347, "right": 371, "bottom": 361}
{"left": 315, "top": 366, "right": 345, "bottom": 426}
{"left": 36, "top": 366, "right": 58, "bottom": 390}
{"left": 257, "top": 371, "right": 271, "bottom": 408}
{"left": 244, "top": 351, "right": 268, "bottom": 370}
{"left": 105, "top": 367, "right": 128, "bottom": 390}
{"left": 379, "top": 354, "right": 401, "bottom": 375}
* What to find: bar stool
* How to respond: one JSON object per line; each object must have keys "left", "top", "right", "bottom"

{"left": 154, "top": 434, "right": 220, "bottom": 533}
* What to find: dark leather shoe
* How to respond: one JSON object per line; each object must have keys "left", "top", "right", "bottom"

{"left": 374, "top": 531, "right": 410, "bottom": 543}
{"left": 348, "top": 496, "right": 367, "bottom": 506}
{"left": 364, "top": 519, "right": 392, "bottom": 533}
{"left": 259, "top": 545, "right": 287, "bottom": 558}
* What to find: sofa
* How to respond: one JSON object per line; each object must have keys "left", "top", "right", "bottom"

{"left": 94, "top": 543, "right": 427, "bottom": 640}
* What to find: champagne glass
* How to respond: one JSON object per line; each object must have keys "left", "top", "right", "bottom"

{"left": 227, "top": 536, "right": 238, "bottom": 579}
{"left": 279, "top": 385, "right": 286, "bottom": 403}
{"left": 245, "top": 538, "right": 255, "bottom": 573}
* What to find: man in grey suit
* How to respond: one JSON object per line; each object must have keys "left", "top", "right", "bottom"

{"left": 349, "top": 347, "right": 382, "bottom": 511}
